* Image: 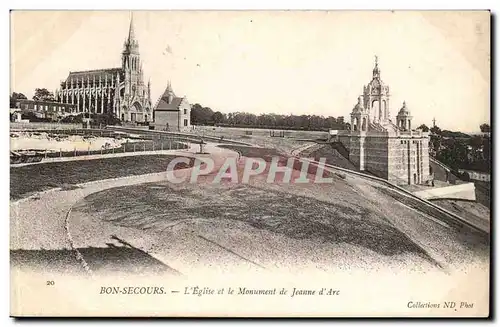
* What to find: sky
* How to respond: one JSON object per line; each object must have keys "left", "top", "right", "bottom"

{"left": 10, "top": 10, "right": 490, "bottom": 132}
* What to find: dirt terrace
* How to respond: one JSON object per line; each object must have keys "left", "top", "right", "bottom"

{"left": 11, "top": 142, "right": 489, "bottom": 278}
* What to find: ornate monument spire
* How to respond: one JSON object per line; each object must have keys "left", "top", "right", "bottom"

{"left": 372, "top": 55, "right": 380, "bottom": 79}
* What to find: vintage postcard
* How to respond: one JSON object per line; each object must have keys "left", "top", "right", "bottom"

{"left": 9, "top": 10, "right": 491, "bottom": 317}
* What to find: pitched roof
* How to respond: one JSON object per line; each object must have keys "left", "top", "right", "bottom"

{"left": 154, "top": 83, "right": 185, "bottom": 111}
{"left": 155, "top": 97, "right": 184, "bottom": 111}
{"left": 65, "top": 68, "right": 123, "bottom": 83}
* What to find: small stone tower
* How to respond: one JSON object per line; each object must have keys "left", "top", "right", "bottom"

{"left": 396, "top": 101, "right": 412, "bottom": 131}
{"left": 350, "top": 96, "right": 369, "bottom": 132}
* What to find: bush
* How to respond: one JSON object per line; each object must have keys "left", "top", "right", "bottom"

{"left": 21, "top": 112, "right": 52, "bottom": 123}
{"left": 60, "top": 114, "right": 84, "bottom": 124}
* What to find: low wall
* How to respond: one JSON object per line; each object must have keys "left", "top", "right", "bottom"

{"left": 297, "top": 157, "right": 487, "bottom": 234}
{"left": 429, "top": 157, "right": 461, "bottom": 184}
{"left": 108, "top": 126, "right": 253, "bottom": 146}
{"left": 10, "top": 122, "right": 83, "bottom": 130}
{"left": 413, "top": 182, "right": 476, "bottom": 201}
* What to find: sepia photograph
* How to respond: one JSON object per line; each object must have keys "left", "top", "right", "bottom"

{"left": 9, "top": 9, "right": 491, "bottom": 317}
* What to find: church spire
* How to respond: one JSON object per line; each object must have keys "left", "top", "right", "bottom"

{"left": 123, "top": 12, "right": 139, "bottom": 54}
{"left": 128, "top": 12, "right": 136, "bottom": 44}
{"left": 165, "top": 80, "right": 175, "bottom": 104}
{"left": 166, "top": 80, "right": 174, "bottom": 94}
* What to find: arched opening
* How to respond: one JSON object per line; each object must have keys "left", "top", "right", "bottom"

{"left": 371, "top": 100, "right": 379, "bottom": 121}
{"left": 362, "top": 117, "right": 367, "bottom": 131}
{"left": 413, "top": 173, "right": 417, "bottom": 184}
{"left": 382, "top": 100, "right": 387, "bottom": 119}
{"left": 132, "top": 102, "right": 142, "bottom": 111}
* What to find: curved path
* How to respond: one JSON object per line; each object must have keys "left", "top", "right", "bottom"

{"left": 10, "top": 143, "right": 233, "bottom": 274}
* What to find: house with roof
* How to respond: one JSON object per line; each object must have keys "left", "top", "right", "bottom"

{"left": 153, "top": 81, "right": 191, "bottom": 132}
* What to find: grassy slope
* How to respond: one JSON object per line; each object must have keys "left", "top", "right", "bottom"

{"left": 10, "top": 155, "right": 193, "bottom": 200}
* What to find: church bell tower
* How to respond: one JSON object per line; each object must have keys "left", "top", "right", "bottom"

{"left": 122, "top": 13, "right": 140, "bottom": 97}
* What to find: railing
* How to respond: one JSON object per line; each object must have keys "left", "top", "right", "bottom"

{"left": 10, "top": 134, "right": 191, "bottom": 165}
{"left": 429, "top": 157, "right": 453, "bottom": 172}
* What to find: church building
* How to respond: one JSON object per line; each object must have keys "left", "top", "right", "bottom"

{"left": 55, "top": 15, "right": 152, "bottom": 123}
{"left": 331, "top": 58, "right": 431, "bottom": 185}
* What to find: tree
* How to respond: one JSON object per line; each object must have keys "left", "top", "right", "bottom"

{"left": 190, "top": 104, "right": 215, "bottom": 125}
{"left": 10, "top": 92, "right": 27, "bottom": 108}
{"left": 212, "top": 111, "right": 225, "bottom": 125}
{"left": 33, "top": 88, "right": 55, "bottom": 102}
{"left": 430, "top": 125, "right": 441, "bottom": 135}
{"left": 482, "top": 136, "right": 491, "bottom": 163}
{"left": 469, "top": 135, "right": 483, "bottom": 149}
{"left": 436, "top": 139, "right": 468, "bottom": 171}
{"left": 417, "top": 124, "right": 430, "bottom": 132}
{"left": 480, "top": 123, "right": 490, "bottom": 133}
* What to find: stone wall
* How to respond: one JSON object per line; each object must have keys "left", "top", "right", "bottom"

{"left": 387, "top": 136, "right": 430, "bottom": 185}
{"left": 363, "top": 135, "right": 389, "bottom": 179}
{"left": 413, "top": 182, "right": 476, "bottom": 201}
{"left": 348, "top": 135, "right": 364, "bottom": 170}
{"left": 178, "top": 101, "right": 191, "bottom": 132}
{"left": 154, "top": 111, "right": 181, "bottom": 131}
{"left": 339, "top": 132, "right": 431, "bottom": 185}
